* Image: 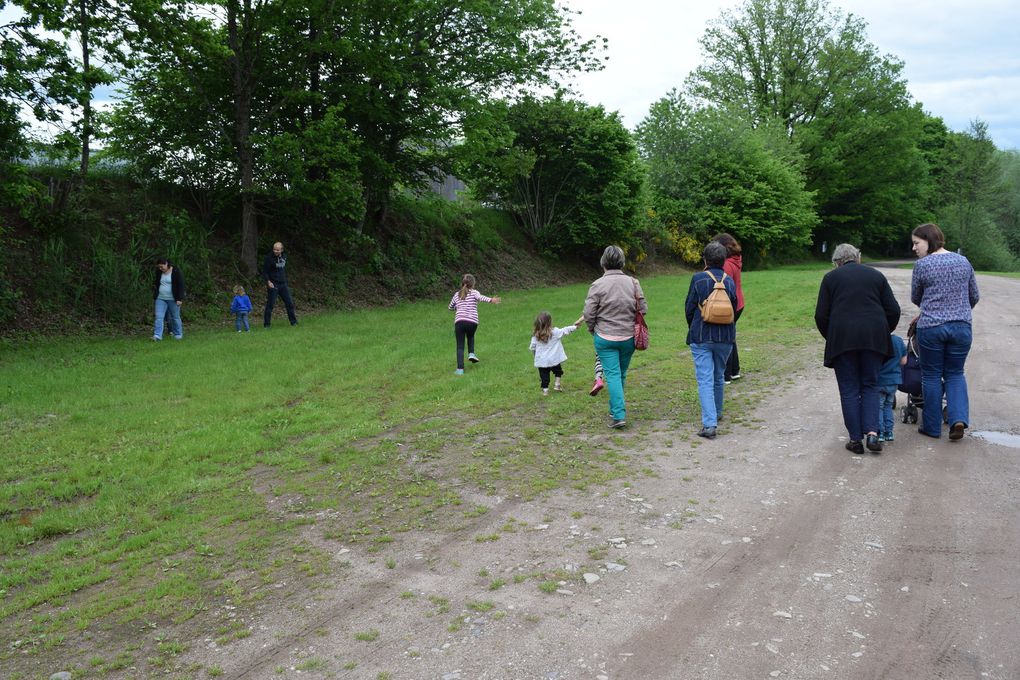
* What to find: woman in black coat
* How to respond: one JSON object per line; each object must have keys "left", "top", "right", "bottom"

{"left": 814, "top": 244, "right": 900, "bottom": 454}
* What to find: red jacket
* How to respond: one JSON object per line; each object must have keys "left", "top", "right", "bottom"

{"left": 723, "top": 255, "right": 744, "bottom": 311}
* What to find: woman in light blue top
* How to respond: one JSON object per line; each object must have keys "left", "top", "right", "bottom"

{"left": 910, "top": 223, "right": 979, "bottom": 440}
{"left": 151, "top": 258, "right": 185, "bottom": 340}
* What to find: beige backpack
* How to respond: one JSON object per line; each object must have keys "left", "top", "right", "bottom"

{"left": 699, "top": 271, "right": 734, "bottom": 324}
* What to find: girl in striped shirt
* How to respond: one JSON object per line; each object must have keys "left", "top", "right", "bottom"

{"left": 448, "top": 273, "right": 501, "bottom": 374}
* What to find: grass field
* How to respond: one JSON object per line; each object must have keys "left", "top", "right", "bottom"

{"left": 0, "top": 265, "right": 824, "bottom": 675}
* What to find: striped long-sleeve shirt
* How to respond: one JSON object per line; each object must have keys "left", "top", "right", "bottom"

{"left": 448, "top": 289, "right": 492, "bottom": 324}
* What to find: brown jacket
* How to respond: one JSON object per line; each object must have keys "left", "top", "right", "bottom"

{"left": 584, "top": 270, "right": 647, "bottom": 338}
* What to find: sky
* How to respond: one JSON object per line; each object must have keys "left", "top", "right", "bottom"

{"left": 558, "top": 0, "right": 1020, "bottom": 150}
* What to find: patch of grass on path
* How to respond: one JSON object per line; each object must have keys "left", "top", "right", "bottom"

{"left": 0, "top": 265, "right": 822, "bottom": 673}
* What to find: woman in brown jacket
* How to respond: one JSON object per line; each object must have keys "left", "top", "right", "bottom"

{"left": 583, "top": 246, "right": 647, "bottom": 429}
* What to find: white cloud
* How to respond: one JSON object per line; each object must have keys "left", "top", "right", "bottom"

{"left": 560, "top": 0, "right": 1020, "bottom": 149}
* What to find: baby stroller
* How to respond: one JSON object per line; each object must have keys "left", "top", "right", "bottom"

{"left": 898, "top": 322, "right": 948, "bottom": 425}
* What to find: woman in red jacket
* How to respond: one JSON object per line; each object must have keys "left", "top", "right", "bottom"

{"left": 713, "top": 234, "right": 744, "bottom": 382}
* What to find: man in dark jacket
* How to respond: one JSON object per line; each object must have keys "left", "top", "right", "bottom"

{"left": 152, "top": 257, "right": 185, "bottom": 340}
{"left": 814, "top": 243, "right": 900, "bottom": 454}
{"left": 263, "top": 241, "right": 297, "bottom": 327}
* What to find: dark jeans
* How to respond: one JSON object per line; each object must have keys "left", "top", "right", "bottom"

{"left": 832, "top": 349, "right": 884, "bottom": 442}
{"left": 725, "top": 307, "right": 743, "bottom": 379}
{"left": 454, "top": 321, "right": 478, "bottom": 369}
{"left": 538, "top": 364, "right": 564, "bottom": 388}
{"left": 917, "top": 321, "right": 972, "bottom": 436}
{"left": 264, "top": 283, "right": 297, "bottom": 326}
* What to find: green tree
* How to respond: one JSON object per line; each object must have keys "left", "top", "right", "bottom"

{"left": 311, "top": 0, "right": 603, "bottom": 230}
{"left": 938, "top": 121, "right": 1017, "bottom": 270}
{"left": 995, "top": 149, "right": 1020, "bottom": 259}
{"left": 636, "top": 91, "right": 817, "bottom": 261}
{"left": 1, "top": 3, "right": 75, "bottom": 149}
{"left": 460, "top": 95, "right": 643, "bottom": 255}
{"left": 13, "top": 0, "right": 133, "bottom": 174}
{"left": 112, "top": 0, "right": 602, "bottom": 274}
{"left": 689, "top": 0, "right": 930, "bottom": 253}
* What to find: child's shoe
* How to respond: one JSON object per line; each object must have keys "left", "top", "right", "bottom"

{"left": 554, "top": 378, "right": 562, "bottom": 392}
{"left": 589, "top": 377, "right": 605, "bottom": 396}
{"left": 542, "top": 388, "right": 549, "bottom": 396}
{"left": 454, "top": 368, "right": 464, "bottom": 375}
{"left": 885, "top": 431, "right": 894, "bottom": 442}
{"left": 468, "top": 353, "right": 479, "bottom": 363}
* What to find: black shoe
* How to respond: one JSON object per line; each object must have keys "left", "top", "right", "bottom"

{"left": 697, "top": 426, "right": 717, "bottom": 439}
{"left": 865, "top": 434, "right": 882, "bottom": 453}
{"left": 609, "top": 419, "right": 627, "bottom": 429}
{"left": 917, "top": 427, "right": 940, "bottom": 439}
{"left": 845, "top": 440, "right": 865, "bottom": 454}
{"left": 949, "top": 422, "right": 965, "bottom": 441}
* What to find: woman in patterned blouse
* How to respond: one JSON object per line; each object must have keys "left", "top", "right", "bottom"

{"left": 910, "top": 223, "right": 980, "bottom": 441}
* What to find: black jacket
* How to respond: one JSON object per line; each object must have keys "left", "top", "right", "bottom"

{"left": 152, "top": 265, "right": 185, "bottom": 301}
{"left": 814, "top": 262, "right": 900, "bottom": 367}
{"left": 262, "top": 252, "right": 288, "bottom": 285}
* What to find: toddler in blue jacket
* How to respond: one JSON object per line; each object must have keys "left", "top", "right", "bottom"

{"left": 877, "top": 333, "right": 907, "bottom": 441}
{"left": 230, "top": 285, "right": 253, "bottom": 332}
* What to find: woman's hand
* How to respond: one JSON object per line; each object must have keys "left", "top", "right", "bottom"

{"left": 574, "top": 315, "right": 585, "bottom": 327}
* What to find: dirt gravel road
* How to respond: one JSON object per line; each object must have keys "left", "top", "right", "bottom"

{"left": 189, "top": 266, "right": 1020, "bottom": 680}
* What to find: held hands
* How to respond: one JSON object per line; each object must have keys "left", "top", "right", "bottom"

{"left": 267, "top": 281, "right": 275, "bottom": 289}
{"left": 574, "top": 315, "right": 585, "bottom": 327}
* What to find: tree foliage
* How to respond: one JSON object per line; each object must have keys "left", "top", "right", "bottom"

{"left": 636, "top": 91, "right": 816, "bottom": 261}
{"left": 459, "top": 95, "right": 643, "bottom": 256}
{"left": 689, "top": 0, "right": 930, "bottom": 254}
{"left": 995, "top": 149, "right": 1020, "bottom": 260}
{"left": 936, "top": 121, "right": 1017, "bottom": 270}
{"left": 105, "top": 0, "right": 603, "bottom": 273}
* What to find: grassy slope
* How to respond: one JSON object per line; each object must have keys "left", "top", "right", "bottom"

{"left": 0, "top": 265, "right": 824, "bottom": 675}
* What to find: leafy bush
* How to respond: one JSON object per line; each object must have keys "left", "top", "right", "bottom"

{"left": 459, "top": 96, "right": 644, "bottom": 257}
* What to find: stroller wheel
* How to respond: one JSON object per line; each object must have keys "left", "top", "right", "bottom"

{"left": 905, "top": 403, "right": 918, "bottom": 424}
{"left": 900, "top": 406, "right": 909, "bottom": 424}
{"left": 942, "top": 405, "right": 949, "bottom": 424}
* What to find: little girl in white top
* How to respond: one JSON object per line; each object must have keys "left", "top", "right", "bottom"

{"left": 530, "top": 312, "right": 585, "bottom": 395}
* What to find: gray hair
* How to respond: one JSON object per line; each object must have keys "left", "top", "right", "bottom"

{"left": 703, "top": 241, "right": 727, "bottom": 269}
{"left": 831, "top": 243, "right": 861, "bottom": 266}
{"left": 600, "top": 245, "right": 625, "bottom": 271}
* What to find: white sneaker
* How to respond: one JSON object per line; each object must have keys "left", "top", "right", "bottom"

{"left": 468, "top": 353, "right": 480, "bottom": 363}
{"left": 542, "top": 388, "right": 549, "bottom": 396}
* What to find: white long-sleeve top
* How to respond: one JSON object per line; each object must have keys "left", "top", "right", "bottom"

{"left": 529, "top": 325, "right": 577, "bottom": 368}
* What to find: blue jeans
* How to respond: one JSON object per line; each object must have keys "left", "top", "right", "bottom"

{"left": 235, "top": 312, "right": 250, "bottom": 332}
{"left": 832, "top": 350, "right": 883, "bottom": 441}
{"left": 154, "top": 299, "right": 182, "bottom": 339}
{"left": 878, "top": 385, "right": 897, "bottom": 435}
{"left": 594, "top": 335, "right": 636, "bottom": 420}
{"left": 690, "top": 342, "right": 732, "bottom": 427}
{"left": 917, "top": 322, "right": 971, "bottom": 436}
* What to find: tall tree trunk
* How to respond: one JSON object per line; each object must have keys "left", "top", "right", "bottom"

{"left": 78, "top": 0, "right": 91, "bottom": 176}
{"left": 230, "top": 0, "right": 258, "bottom": 275}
